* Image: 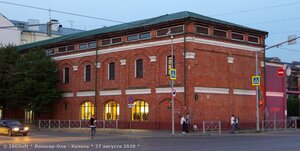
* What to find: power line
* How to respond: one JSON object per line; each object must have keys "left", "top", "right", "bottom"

{"left": 0, "top": 1, "right": 126, "bottom": 24}
{"left": 212, "top": 2, "right": 300, "bottom": 17}
{"left": 269, "top": 31, "right": 300, "bottom": 35}
{"left": 277, "top": 47, "right": 300, "bottom": 53}
{"left": 246, "top": 16, "right": 300, "bottom": 25}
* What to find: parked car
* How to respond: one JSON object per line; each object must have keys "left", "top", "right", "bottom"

{"left": 0, "top": 120, "right": 29, "bottom": 136}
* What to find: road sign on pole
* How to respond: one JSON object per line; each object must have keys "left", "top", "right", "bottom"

{"left": 252, "top": 76, "right": 260, "bottom": 86}
{"left": 277, "top": 68, "right": 284, "bottom": 77}
{"left": 128, "top": 96, "right": 133, "bottom": 103}
{"left": 170, "top": 69, "right": 176, "bottom": 80}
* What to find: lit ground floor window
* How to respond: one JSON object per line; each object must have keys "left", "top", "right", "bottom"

{"left": 81, "top": 101, "right": 94, "bottom": 120}
{"left": 0, "top": 108, "right": 2, "bottom": 119}
{"left": 104, "top": 100, "right": 119, "bottom": 120}
{"left": 25, "top": 110, "right": 34, "bottom": 123}
{"left": 132, "top": 100, "right": 149, "bottom": 121}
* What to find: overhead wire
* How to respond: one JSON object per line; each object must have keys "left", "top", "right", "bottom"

{"left": 212, "top": 1, "right": 300, "bottom": 16}
{"left": 0, "top": 1, "right": 126, "bottom": 24}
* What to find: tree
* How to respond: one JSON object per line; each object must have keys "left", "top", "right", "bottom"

{"left": 0, "top": 45, "right": 19, "bottom": 111}
{"left": 7, "top": 48, "right": 61, "bottom": 117}
{"left": 287, "top": 95, "right": 299, "bottom": 117}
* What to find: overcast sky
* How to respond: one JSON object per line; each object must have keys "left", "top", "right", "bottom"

{"left": 1, "top": 0, "right": 299, "bottom": 63}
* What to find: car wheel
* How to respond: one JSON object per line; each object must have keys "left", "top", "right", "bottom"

{"left": 23, "top": 133, "right": 28, "bottom": 136}
{"left": 8, "top": 130, "right": 12, "bottom": 136}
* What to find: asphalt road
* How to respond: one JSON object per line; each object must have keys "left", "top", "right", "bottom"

{"left": 0, "top": 129, "right": 300, "bottom": 151}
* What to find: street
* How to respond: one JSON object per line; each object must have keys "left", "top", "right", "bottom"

{"left": 0, "top": 129, "right": 300, "bottom": 151}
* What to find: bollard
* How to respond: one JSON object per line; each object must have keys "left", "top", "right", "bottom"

{"left": 39, "top": 120, "right": 41, "bottom": 129}
{"left": 69, "top": 120, "right": 71, "bottom": 128}
{"left": 49, "top": 120, "right": 50, "bottom": 129}
{"left": 218, "top": 121, "right": 221, "bottom": 134}
{"left": 80, "top": 120, "right": 82, "bottom": 128}
{"left": 203, "top": 121, "right": 205, "bottom": 134}
{"left": 116, "top": 120, "right": 118, "bottom": 129}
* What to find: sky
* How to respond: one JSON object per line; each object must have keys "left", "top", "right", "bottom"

{"left": 1, "top": 0, "right": 300, "bottom": 63}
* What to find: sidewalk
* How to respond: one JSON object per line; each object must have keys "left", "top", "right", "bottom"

{"left": 30, "top": 127, "right": 281, "bottom": 137}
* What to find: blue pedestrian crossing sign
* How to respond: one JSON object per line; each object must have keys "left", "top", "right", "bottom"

{"left": 170, "top": 69, "right": 176, "bottom": 80}
{"left": 252, "top": 76, "right": 260, "bottom": 86}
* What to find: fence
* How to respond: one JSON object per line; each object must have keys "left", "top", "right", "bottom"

{"left": 202, "top": 121, "right": 221, "bottom": 134}
{"left": 38, "top": 120, "right": 118, "bottom": 129}
{"left": 262, "top": 119, "right": 297, "bottom": 131}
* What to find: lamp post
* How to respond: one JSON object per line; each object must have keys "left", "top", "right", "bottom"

{"left": 168, "top": 30, "right": 175, "bottom": 136}
{"left": 171, "top": 35, "right": 175, "bottom": 136}
{"left": 255, "top": 50, "right": 260, "bottom": 131}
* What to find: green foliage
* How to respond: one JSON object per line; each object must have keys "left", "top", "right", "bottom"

{"left": 6, "top": 48, "right": 61, "bottom": 115}
{"left": 287, "top": 95, "right": 299, "bottom": 117}
{"left": 0, "top": 45, "right": 19, "bottom": 108}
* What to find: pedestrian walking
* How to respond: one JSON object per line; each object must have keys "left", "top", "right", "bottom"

{"left": 180, "top": 114, "right": 186, "bottom": 134}
{"left": 90, "top": 115, "right": 96, "bottom": 139}
{"left": 230, "top": 114, "right": 236, "bottom": 133}
{"left": 185, "top": 113, "right": 190, "bottom": 133}
{"left": 235, "top": 116, "right": 240, "bottom": 130}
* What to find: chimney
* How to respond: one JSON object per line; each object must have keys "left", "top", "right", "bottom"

{"left": 50, "top": 19, "right": 59, "bottom": 31}
{"left": 28, "top": 19, "right": 39, "bottom": 31}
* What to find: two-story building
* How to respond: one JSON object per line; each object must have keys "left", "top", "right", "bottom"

{"left": 16, "top": 11, "right": 268, "bottom": 130}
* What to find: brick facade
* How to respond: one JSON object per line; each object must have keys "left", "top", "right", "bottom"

{"left": 16, "top": 11, "right": 268, "bottom": 130}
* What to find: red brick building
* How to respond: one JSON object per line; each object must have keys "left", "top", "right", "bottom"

{"left": 17, "top": 11, "right": 268, "bottom": 130}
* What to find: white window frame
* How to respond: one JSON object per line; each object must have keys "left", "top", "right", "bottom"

{"left": 84, "top": 65, "right": 91, "bottom": 82}
{"left": 58, "top": 46, "right": 67, "bottom": 53}
{"left": 156, "top": 27, "right": 169, "bottom": 37}
{"left": 138, "top": 31, "right": 151, "bottom": 40}
{"left": 79, "top": 43, "right": 88, "bottom": 50}
{"left": 195, "top": 25, "right": 209, "bottom": 35}
{"left": 135, "top": 60, "right": 137, "bottom": 78}
{"left": 231, "top": 32, "right": 245, "bottom": 41}
{"left": 63, "top": 68, "right": 66, "bottom": 83}
{"left": 156, "top": 25, "right": 184, "bottom": 37}
{"left": 111, "top": 37, "right": 122, "bottom": 44}
{"left": 213, "top": 28, "right": 227, "bottom": 38}
{"left": 66, "top": 45, "right": 75, "bottom": 51}
{"left": 101, "top": 38, "right": 112, "bottom": 46}
{"left": 88, "top": 41, "right": 97, "bottom": 48}
{"left": 63, "top": 67, "right": 69, "bottom": 84}
{"left": 46, "top": 49, "right": 55, "bottom": 55}
{"left": 127, "top": 34, "right": 139, "bottom": 42}
{"left": 107, "top": 63, "right": 110, "bottom": 80}
{"left": 248, "top": 35, "right": 260, "bottom": 44}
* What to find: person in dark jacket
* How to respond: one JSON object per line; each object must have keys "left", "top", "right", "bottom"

{"left": 90, "top": 115, "right": 96, "bottom": 139}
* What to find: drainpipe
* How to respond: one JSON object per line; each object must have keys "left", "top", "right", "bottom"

{"left": 95, "top": 37, "right": 99, "bottom": 119}
{"left": 263, "top": 34, "right": 268, "bottom": 123}
{"left": 183, "top": 32, "right": 187, "bottom": 113}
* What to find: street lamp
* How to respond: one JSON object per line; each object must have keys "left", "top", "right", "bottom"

{"left": 167, "top": 30, "right": 175, "bottom": 136}
{"left": 255, "top": 50, "right": 260, "bottom": 131}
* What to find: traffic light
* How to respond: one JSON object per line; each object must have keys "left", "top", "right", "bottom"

{"left": 259, "top": 100, "right": 264, "bottom": 107}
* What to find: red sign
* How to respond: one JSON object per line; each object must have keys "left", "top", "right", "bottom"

{"left": 277, "top": 68, "right": 284, "bottom": 77}
{"left": 271, "top": 107, "right": 280, "bottom": 112}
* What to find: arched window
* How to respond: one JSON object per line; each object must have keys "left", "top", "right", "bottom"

{"left": 108, "top": 62, "right": 115, "bottom": 80}
{"left": 25, "top": 110, "right": 34, "bottom": 124}
{"left": 81, "top": 102, "right": 94, "bottom": 120}
{"left": 104, "top": 101, "right": 119, "bottom": 120}
{"left": 132, "top": 100, "right": 149, "bottom": 121}
{"left": 84, "top": 65, "right": 91, "bottom": 82}
{"left": 166, "top": 55, "right": 175, "bottom": 75}
{"left": 63, "top": 67, "right": 70, "bottom": 84}
{"left": 135, "top": 59, "right": 143, "bottom": 78}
